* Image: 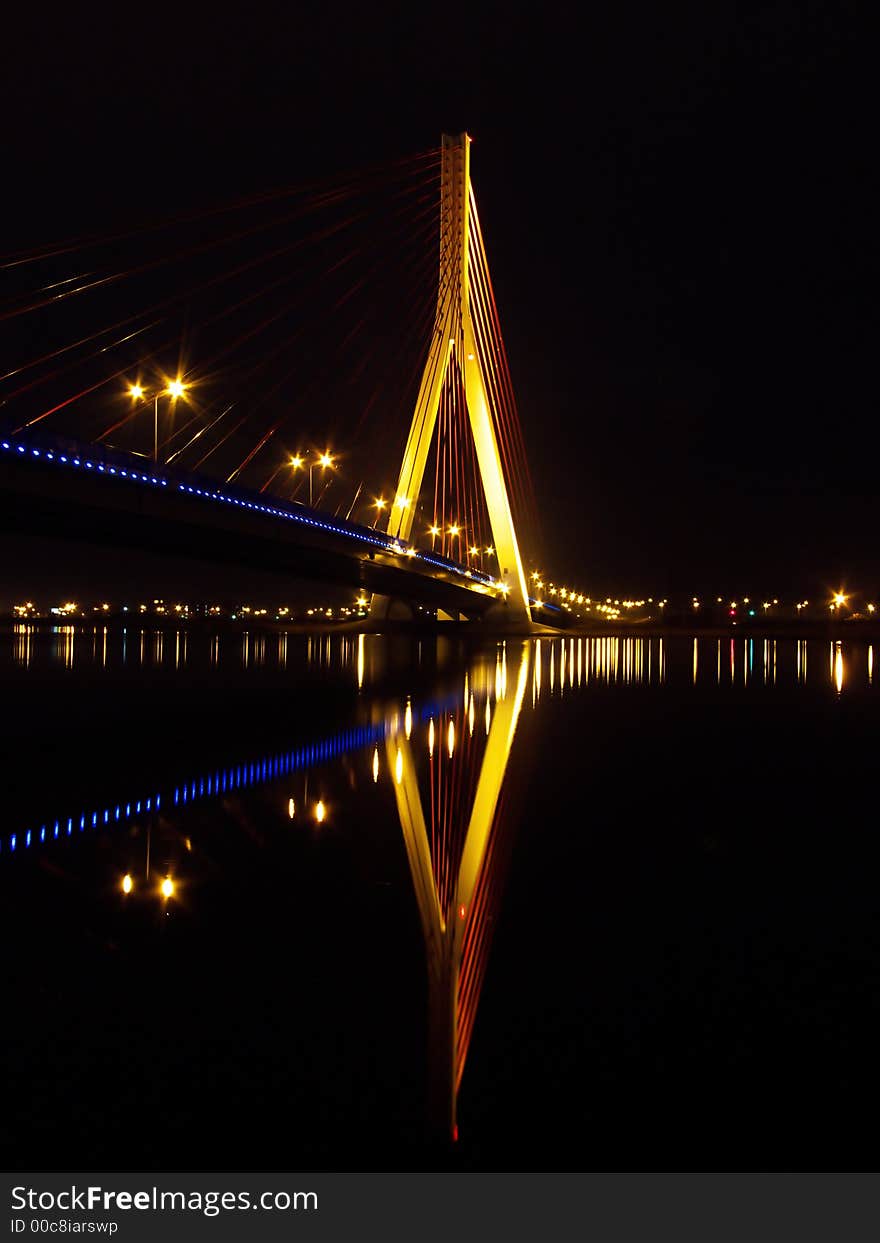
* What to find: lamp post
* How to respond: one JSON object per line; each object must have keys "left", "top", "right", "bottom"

{"left": 290, "top": 454, "right": 304, "bottom": 498}
{"left": 289, "top": 454, "right": 304, "bottom": 502}
{"left": 311, "top": 451, "right": 334, "bottom": 506}
{"left": 128, "top": 379, "right": 189, "bottom": 461}
{"left": 289, "top": 451, "right": 335, "bottom": 507}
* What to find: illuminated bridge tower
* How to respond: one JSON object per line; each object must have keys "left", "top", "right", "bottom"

{"left": 373, "top": 133, "right": 532, "bottom": 627}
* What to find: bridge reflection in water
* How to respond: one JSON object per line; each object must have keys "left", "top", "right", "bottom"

{"left": 7, "top": 624, "right": 877, "bottom": 696}
{"left": 1, "top": 631, "right": 532, "bottom": 1146}
{"left": 383, "top": 642, "right": 529, "bottom": 1141}
{"left": 1, "top": 628, "right": 878, "bottom": 1153}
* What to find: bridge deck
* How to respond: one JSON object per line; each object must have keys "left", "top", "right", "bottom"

{"left": 0, "top": 433, "right": 534, "bottom": 618}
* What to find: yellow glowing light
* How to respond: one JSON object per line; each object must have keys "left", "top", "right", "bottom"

{"left": 833, "top": 592, "right": 847, "bottom": 607}
{"left": 128, "top": 383, "right": 144, "bottom": 400}
{"left": 447, "top": 719, "right": 455, "bottom": 757}
{"left": 372, "top": 747, "right": 379, "bottom": 782}
{"left": 428, "top": 717, "right": 435, "bottom": 758}
{"left": 315, "top": 800, "right": 326, "bottom": 823}
{"left": 288, "top": 797, "right": 295, "bottom": 819}
{"left": 449, "top": 524, "right": 460, "bottom": 537}
{"left": 356, "top": 595, "right": 368, "bottom": 609}
{"left": 291, "top": 455, "right": 304, "bottom": 469}
{"left": 394, "top": 494, "right": 410, "bottom": 508}
{"left": 469, "top": 545, "right": 479, "bottom": 556}
{"left": 374, "top": 497, "right": 386, "bottom": 509}
{"left": 161, "top": 877, "right": 174, "bottom": 899}
{"left": 485, "top": 546, "right": 494, "bottom": 555}
{"left": 121, "top": 873, "right": 133, "bottom": 895}
{"left": 429, "top": 525, "right": 440, "bottom": 537}
{"left": 318, "top": 453, "right": 333, "bottom": 469}
{"left": 166, "top": 379, "right": 187, "bottom": 399}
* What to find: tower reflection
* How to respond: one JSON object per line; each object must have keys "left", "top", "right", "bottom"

{"left": 4, "top": 628, "right": 878, "bottom": 1158}
{"left": 386, "top": 641, "right": 530, "bottom": 1142}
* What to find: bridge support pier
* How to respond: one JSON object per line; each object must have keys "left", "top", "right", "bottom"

{"left": 368, "top": 595, "right": 416, "bottom": 622}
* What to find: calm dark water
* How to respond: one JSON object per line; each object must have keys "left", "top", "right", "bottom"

{"left": 1, "top": 624, "right": 878, "bottom": 1171}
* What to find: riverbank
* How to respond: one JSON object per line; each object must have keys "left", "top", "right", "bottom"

{"left": 4, "top": 614, "right": 880, "bottom": 641}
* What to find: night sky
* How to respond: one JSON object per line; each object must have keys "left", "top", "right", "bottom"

{"left": 2, "top": 2, "right": 875, "bottom": 599}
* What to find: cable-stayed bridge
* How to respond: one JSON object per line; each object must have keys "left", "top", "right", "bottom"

{"left": 1, "top": 134, "right": 565, "bottom": 628}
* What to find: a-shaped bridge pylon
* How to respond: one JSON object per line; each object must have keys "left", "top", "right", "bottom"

{"left": 372, "top": 133, "right": 533, "bottom": 628}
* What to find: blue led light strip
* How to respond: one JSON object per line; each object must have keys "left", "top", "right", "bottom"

{"left": 1, "top": 720, "right": 384, "bottom": 858}
{"left": 0, "top": 688, "right": 464, "bottom": 859}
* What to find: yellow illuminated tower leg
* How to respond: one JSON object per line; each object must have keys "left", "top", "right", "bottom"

{"left": 371, "top": 133, "right": 532, "bottom": 626}
{"left": 385, "top": 641, "right": 530, "bottom": 1140}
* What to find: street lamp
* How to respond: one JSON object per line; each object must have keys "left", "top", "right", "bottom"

{"left": 310, "top": 452, "right": 335, "bottom": 504}
{"left": 289, "top": 452, "right": 334, "bottom": 506}
{"left": 311, "top": 452, "right": 334, "bottom": 506}
{"left": 128, "top": 379, "right": 189, "bottom": 461}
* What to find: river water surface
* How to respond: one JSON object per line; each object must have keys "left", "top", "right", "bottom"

{"left": 1, "top": 626, "right": 878, "bottom": 1170}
